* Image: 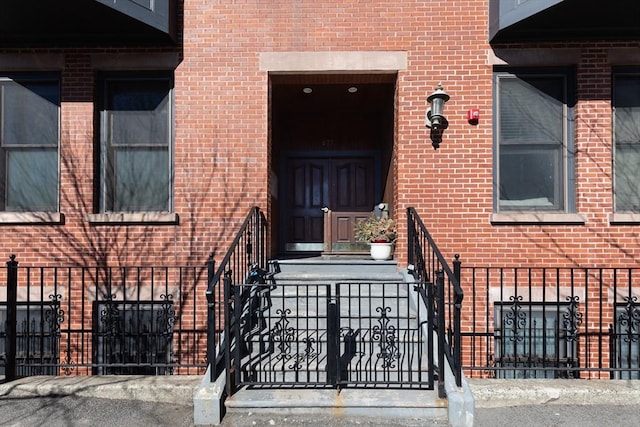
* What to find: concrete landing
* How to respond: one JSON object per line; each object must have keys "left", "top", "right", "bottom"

{"left": 274, "top": 257, "right": 404, "bottom": 282}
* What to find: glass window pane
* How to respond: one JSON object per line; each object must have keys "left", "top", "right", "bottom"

{"left": 614, "top": 76, "right": 640, "bottom": 143}
{"left": 615, "top": 144, "right": 640, "bottom": 211}
{"left": 102, "top": 76, "right": 172, "bottom": 213}
{"left": 107, "top": 80, "right": 170, "bottom": 145}
{"left": 110, "top": 147, "right": 169, "bottom": 211}
{"left": 6, "top": 149, "right": 57, "bottom": 211}
{"left": 499, "top": 76, "right": 564, "bottom": 145}
{"left": 2, "top": 80, "right": 59, "bottom": 146}
{"left": 499, "top": 145, "right": 563, "bottom": 210}
{"left": 615, "top": 76, "right": 640, "bottom": 211}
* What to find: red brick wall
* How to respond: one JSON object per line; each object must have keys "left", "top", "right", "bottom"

{"left": 2, "top": 0, "right": 639, "bottom": 377}
{"left": 0, "top": 2, "right": 638, "bottom": 271}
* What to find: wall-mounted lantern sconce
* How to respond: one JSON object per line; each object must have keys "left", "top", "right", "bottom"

{"left": 425, "top": 83, "right": 450, "bottom": 149}
{"left": 425, "top": 83, "right": 450, "bottom": 130}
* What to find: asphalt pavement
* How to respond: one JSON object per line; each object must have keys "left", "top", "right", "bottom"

{"left": 2, "top": 376, "right": 640, "bottom": 427}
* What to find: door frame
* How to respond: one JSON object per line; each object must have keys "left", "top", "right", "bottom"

{"left": 279, "top": 150, "right": 381, "bottom": 255}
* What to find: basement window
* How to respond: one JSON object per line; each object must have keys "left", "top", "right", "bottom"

{"left": 93, "top": 300, "right": 175, "bottom": 375}
{"left": 494, "top": 302, "right": 580, "bottom": 378}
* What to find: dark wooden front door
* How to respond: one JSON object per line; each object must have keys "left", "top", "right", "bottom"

{"left": 283, "top": 155, "right": 376, "bottom": 252}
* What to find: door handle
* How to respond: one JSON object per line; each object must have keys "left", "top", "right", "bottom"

{"left": 321, "top": 206, "right": 330, "bottom": 213}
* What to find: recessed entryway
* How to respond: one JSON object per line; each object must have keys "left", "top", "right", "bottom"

{"left": 270, "top": 74, "right": 396, "bottom": 256}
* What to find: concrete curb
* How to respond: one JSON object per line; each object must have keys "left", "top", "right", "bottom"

{"left": 0, "top": 375, "right": 201, "bottom": 406}
{"left": 468, "top": 379, "right": 640, "bottom": 408}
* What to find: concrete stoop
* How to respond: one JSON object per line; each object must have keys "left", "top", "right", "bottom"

{"left": 224, "top": 388, "right": 448, "bottom": 420}
{"left": 193, "top": 258, "right": 475, "bottom": 426}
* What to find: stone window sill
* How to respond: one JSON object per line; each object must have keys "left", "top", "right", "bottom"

{"left": 87, "top": 212, "right": 179, "bottom": 225}
{"left": 491, "top": 212, "right": 586, "bottom": 225}
{"left": 0, "top": 212, "right": 64, "bottom": 224}
{"left": 609, "top": 213, "right": 640, "bottom": 224}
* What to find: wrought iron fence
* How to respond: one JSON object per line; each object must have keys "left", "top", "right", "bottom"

{"left": 206, "top": 206, "right": 268, "bottom": 382}
{"left": 1, "top": 255, "right": 208, "bottom": 380}
{"left": 223, "top": 278, "right": 435, "bottom": 391}
{"left": 407, "top": 207, "right": 464, "bottom": 397}
{"left": 462, "top": 266, "right": 640, "bottom": 379}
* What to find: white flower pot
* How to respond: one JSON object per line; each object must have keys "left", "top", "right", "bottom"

{"left": 370, "top": 242, "right": 393, "bottom": 261}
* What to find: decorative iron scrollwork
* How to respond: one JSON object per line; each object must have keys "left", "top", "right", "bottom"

{"left": 504, "top": 296, "right": 526, "bottom": 343}
{"left": 563, "top": 295, "right": 583, "bottom": 342}
{"left": 271, "top": 308, "right": 295, "bottom": 361}
{"left": 372, "top": 306, "right": 399, "bottom": 368}
{"left": 63, "top": 352, "right": 75, "bottom": 376}
{"left": 100, "top": 293, "right": 120, "bottom": 334}
{"left": 289, "top": 336, "right": 318, "bottom": 370}
{"left": 46, "top": 293, "right": 64, "bottom": 335}
{"left": 159, "top": 293, "right": 176, "bottom": 334}
{"left": 618, "top": 296, "right": 640, "bottom": 343}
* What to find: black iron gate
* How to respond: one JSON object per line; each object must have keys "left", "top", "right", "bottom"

{"left": 224, "top": 279, "right": 435, "bottom": 392}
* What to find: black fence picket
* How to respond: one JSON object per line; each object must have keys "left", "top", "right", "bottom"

{"left": 1, "top": 257, "right": 208, "bottom": 379}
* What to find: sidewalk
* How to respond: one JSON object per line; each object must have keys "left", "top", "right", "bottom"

{"left": 2, "top": 376, "right": 640, "bottom": 426}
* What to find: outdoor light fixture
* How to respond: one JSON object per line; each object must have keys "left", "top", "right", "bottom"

{"left": 425, "top": 83, "right": 450, "bottom": 130}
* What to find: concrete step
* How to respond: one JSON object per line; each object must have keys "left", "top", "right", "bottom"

{"left": 272, "top": 257, "right": 403, "bottom": 283}
{"left": 224, "top": 388, "right": 447, "bottom": 420}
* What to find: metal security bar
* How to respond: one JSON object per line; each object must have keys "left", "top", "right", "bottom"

{"left": 1, "top": 255, "right": 208, "bottom": 380}
{"left": 463, "top": 266, "right": 640, "bottom": 379}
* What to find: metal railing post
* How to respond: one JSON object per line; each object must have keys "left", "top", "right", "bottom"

{"left": 326, "top": 297, "right": 339, "bottom": 386}
{"left": 223, "top": 270, "right": 234, "bottom": 396}
{"left": 407, "top": 209, "right": 414, "bottom": 267}
{"left": 436, "top": 269, "right": 446, "bottom": 398}
{"left": 206, "top": 253, "right": 216, "bottom": 382}
{"left": 452, "top": 254, "right": 462, "bottom": 386}
{"left": 6, "top": 254, "right": 18, "bottom": 381}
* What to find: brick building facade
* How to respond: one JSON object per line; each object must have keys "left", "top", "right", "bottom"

{"left": 1, "top": 1, "right": 640, "bottom": 378}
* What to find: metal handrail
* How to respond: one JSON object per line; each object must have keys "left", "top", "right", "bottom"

{"left": 206, "top": 206, "right": 268, "bottom": 382}
{"left": 407, "top": 207, "right": 464, "bottom": 395}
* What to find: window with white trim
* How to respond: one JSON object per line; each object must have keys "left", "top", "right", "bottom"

{"left": 494, "top": 68, "right": 574, "bottom": 212}
{"left": 613, "top": 70, "right": 640, "bottom": 212}
{"left": 99, "top": 73, "right": 173, "bottom": 212}
{"left": 0, "top": 75, "right": 59, "bottom": 212}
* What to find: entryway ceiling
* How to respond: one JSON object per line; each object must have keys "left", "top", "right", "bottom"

{"left": 271, "top": 74, "right": 396, "bottom": 114}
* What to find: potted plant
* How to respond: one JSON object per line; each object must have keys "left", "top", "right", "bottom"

{"left": 354, "top": 215, "right": 397, "bottom": 260}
